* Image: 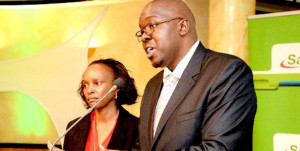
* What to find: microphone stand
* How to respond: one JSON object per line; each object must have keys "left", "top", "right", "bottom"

{"left": 50, "top": 85, "right": 117, "bottom": 151}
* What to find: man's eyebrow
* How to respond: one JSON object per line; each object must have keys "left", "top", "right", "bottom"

{"left": 139, "top": 16, "right": 158, "bottom": 28}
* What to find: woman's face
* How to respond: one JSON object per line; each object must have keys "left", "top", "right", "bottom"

{"left": 81, "top": 64, "right": 116, "bottom": 109}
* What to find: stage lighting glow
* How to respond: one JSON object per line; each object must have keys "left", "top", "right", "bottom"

{"left": 0, "top": 91, "right": 58, "bottom": 143}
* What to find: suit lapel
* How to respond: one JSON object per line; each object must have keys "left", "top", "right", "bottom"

{"left": 151, "top": 80, "right": 163, "bottom": 138}
{"left": 71, "top": 114, "right": 90, "bottom": 151}
{"left": 144, "top": 72, "right": 163, "bottom": 148}
{"left": 108, "top": 107, "right": 127, "bottom": 149}
{"left": 152, "top": 43, "right": 206, "bottom": 146}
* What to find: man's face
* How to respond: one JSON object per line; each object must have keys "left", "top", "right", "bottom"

{"left": 138, "top": 3, "right": 181, "bottom": 69}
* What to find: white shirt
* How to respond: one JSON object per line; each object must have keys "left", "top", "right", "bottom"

{"left": 163, "top": 40, "right": 199, "bottom": 82}
{"left": 153, "top": 40, "right": 199, "bottom": 136}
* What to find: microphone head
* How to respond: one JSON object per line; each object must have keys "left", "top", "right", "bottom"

{"left": 113, "top": 78, "right": 124, "bottom": 89}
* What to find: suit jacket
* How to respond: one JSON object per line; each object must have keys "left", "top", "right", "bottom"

{"left": 138, "top": 42, "right": 257, "bottom": 151}
{"left": 63, "top": 106, "right": 139, "bottom": 151}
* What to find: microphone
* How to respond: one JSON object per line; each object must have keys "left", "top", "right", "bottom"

{"left": 50, "top": 78, "right": 124, "bottom": 151}
{"left": 113, "top": 78, "right": 124, "bottom": 90}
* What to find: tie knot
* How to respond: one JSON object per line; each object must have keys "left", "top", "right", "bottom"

{"left": 164, "top": 74, "right": 179, "bottom": 87}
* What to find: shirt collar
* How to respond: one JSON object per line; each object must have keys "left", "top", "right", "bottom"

{"left": 163, "top": 40, "right": 199, "bottom": 81}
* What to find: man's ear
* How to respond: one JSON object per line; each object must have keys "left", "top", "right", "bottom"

{"left": 179, "top": 19, "right": 190, "bottom": 36}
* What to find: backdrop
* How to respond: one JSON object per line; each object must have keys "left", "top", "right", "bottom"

{"left": 0, "top": 0, "right": 208, "bottom": 145}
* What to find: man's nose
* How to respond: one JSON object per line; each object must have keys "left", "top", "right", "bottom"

{"left": 141, "top": 32, "right": 151, "bottom": 42}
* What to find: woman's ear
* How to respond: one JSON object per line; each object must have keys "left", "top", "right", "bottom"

{"left": 114, "top": 89, "right": 119, "bottom": 99}
{"left": 179, "top": 19, "right": 190, "bottom": 36}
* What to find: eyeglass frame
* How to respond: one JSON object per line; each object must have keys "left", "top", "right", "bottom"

{"left": 135, "top": 17, "right": 183, "bottom": 42}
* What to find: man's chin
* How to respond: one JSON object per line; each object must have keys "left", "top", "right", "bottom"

{"left": 151, "top": 60, "right": 163, "bottom": 68}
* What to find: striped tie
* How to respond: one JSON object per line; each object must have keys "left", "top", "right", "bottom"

{"left": 153, "top": 74, "right": 179, "bottom": 138}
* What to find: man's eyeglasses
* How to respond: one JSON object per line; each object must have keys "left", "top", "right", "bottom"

{"left": 135, "top": 17, "right": 182, "bottom": 42}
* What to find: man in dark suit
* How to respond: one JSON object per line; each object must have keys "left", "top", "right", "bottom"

{"left": 135, "top": 0, "right": 257, "bottom": 150}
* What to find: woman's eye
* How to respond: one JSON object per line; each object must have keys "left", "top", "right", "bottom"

{"left": 96, "top": 82, "right": 102, "bottom": 86}
{"left": 83, "top": 84, "right": 88, "bottom": 88}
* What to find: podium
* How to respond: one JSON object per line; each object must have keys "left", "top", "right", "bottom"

{"left": 248, "top": 11, "right": 300, "bottom": 151}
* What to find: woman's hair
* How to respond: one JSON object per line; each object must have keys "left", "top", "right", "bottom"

{"left": 78, "top": 58, "right": 138, "bottom": 109}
